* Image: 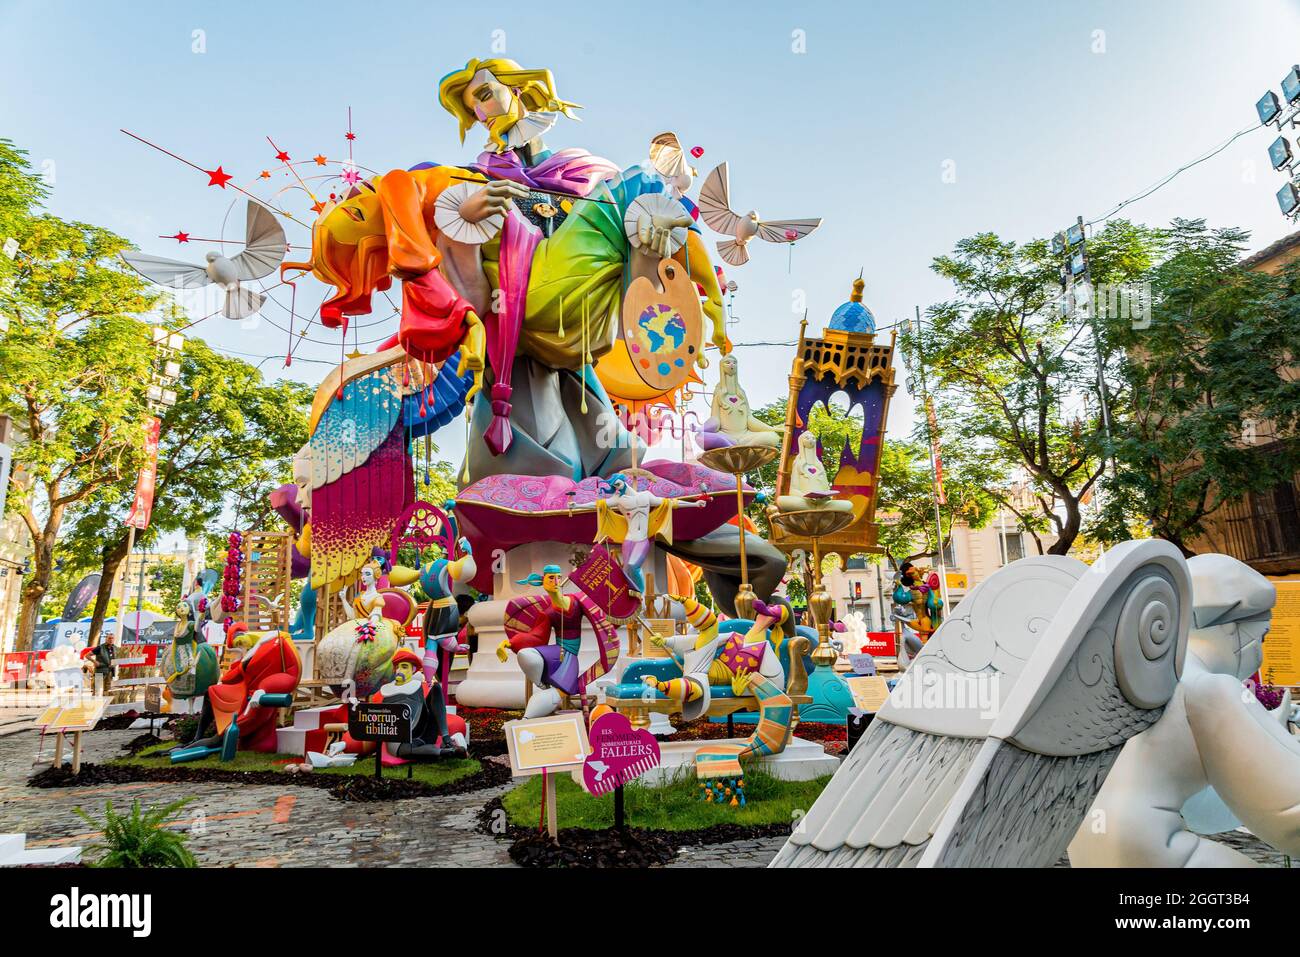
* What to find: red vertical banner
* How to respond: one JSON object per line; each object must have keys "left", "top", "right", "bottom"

{"left": 925, "top": 397, "right": 946, "bottom": 506}
{"left": 125, "top": 416, "right": 162, "bottom": 529}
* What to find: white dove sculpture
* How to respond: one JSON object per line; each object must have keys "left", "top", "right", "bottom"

{"left": 119, "top": 201, "right": 286, "bottom": 320}
{"left": 698, "top": 162, "right": 822, "bottom": 267}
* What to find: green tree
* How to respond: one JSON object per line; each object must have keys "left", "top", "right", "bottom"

{"left": 911, "top": 221, "right": 1161, "bottom": 555}
{"left": 874, "top": 439, "right": 1000, "bottom": 564}
{"left": 150, "top": 558, "right": 186, "bottom": 609}
{"left": 1090, "top": 219, "right": 1300, "bottom": 554}
{"left": 58, "top": 338, "right": 312, "bottom": 643}
{"left": 0, "top": 142, "right": 161, "bottom": 650}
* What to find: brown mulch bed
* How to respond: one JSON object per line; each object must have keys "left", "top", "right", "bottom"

{"left": 475, "top": 795, "right": 792, "bottom": 868}
{"left": 95, "top": 712, "right": 173, "bottom": 732}
{"left": 456, "top": 707, "right": 520, "bottom": 757}
{"left": 28, "top": 756, "right": 511, "bottom": 802}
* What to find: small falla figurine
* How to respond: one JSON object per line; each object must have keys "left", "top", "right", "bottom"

{"left": 695, "top": 354, "right": 783, "bottom": 451}
{"left": 777, "top": 431, "right": 853, "bottom": 513}
{"left": 496, "top": 564, "right": 619, "bottom": 718}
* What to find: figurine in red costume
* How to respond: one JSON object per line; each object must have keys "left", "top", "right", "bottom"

{"left": 182, "top": 629, "right": 301, "bottom": 754}
{"left": 496, "top": 564, "right": 620, "bottom": 718}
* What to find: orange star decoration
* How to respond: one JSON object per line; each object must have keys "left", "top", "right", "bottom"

{"left": 313, "top": 154, "right": 327, "bottom": 166}
{"left": 259, "top": 170, "right": 271, "bottom": 179}
{"left": 311, "top": 200, "right": 327, "bottom": 214}
{"left": 205, "top": 166, "right": 233, "bottom": 188}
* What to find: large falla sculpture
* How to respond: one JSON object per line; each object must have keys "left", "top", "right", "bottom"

{"left": 282, "top": 57, "right": 793, "bottom": 704}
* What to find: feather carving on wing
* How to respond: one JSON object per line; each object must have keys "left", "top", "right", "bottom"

{"left": 756, "top": 218, "right": 822, "bottom": 244}
{"left": 117, "top": 253, "right": 210, "bottom": 289}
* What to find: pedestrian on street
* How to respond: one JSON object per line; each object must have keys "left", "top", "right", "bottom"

{"left": 90, "top": 632, "right": 116, "bottom": 696}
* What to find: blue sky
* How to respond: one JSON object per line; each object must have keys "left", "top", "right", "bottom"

{"left": 3, "top": 0, "right": 1299, "bottom": 465}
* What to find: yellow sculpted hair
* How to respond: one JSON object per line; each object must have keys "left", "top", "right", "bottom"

{"left": 437, "top": 57, "right": 581, "bottom": 144}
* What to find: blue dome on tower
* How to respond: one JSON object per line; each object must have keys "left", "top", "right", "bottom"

{"left": 829, "top": 278, "right": 876, "bottom": 334}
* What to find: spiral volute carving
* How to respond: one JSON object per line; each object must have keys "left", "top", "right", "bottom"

{"left": 1114, "top": 573, "right": 1179, "bottom": 709}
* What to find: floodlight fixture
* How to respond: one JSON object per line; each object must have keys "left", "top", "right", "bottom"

{"left": 1283, "top": 65, "right": 1300, "bottom": 105}
{"left": 1051, "top": 232, "right": 1067, "bottom": 255}
{"left": 1278, "top": 182, "right": 1300, "bottom": 216}
{"left": 1258, "top": 90, "right": 1283, "bottom": 125}
{"left": 1270, "top": 136, "right": 1294, "bottom": 170}
{"left": 1066, "top": 223, "right": 1085, "bottom": 247}
{"left": 1069, "top": 250, "right": 1087, "bottom": 277}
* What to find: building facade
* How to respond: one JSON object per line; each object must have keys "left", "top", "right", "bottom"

{"left": 1188, "top": 232, "right": 1300, "bottom": 578}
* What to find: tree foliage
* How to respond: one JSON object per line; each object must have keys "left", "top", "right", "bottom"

{"left": 0, "top": 140, "right": 165, "bottom": 649}
{"left": 874, "top": 439, "right": 1000, "bottom": 564}
{"left": 59, "top": 338, "right": 311, "bottom": 642}
{"left": 910, "top": 221, "right": 1161, "bottom": 555}
{"left": 1090, "top": 219, "right": 1300, "bottom": 553}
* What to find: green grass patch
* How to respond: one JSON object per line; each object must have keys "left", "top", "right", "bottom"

{"left": 501, "top": 765, "right": 831, "bottom": 831}
{"left": 115, "top": 741, "right": 480, "bottom": 788}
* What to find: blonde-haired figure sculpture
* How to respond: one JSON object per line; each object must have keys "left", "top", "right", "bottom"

{"left": 290, "top": 57, "right": 728, "bottom": 478}
{"left": 437, "top": 58, "right": 582, "bottom": 153}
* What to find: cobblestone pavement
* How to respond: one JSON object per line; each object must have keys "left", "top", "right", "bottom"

{"left": 0, "top": 728, "right": 1286, "bottom": 868}
{"left": 0, "top": 728, "right": 784, "bottom": 867}
{"left": 0, "top": 728, "right": 518, "bottom": 867}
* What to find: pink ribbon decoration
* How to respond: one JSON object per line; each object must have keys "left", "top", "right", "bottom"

{"left": 483, "top": 209, "right": 541, "bottom": 455}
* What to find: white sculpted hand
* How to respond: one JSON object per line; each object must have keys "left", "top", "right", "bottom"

{"left": 460, "top": 179, "right": 530, "bottom": 223}
{"left": 636, "top": 211, "right": 693, "bottom": 258}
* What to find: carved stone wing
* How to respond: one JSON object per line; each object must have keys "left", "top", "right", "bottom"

{"left": 772, "top": 542, "right": 1190, "bottom": 868}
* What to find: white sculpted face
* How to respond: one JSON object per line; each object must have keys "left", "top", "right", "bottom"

{"left": 360, "top": 566, "right": 376, "bottom": 589}
{"left": 719, "top": 355, "right": 739, "bottom": 389}
{"left": 293, "top": 443, "right": 312, "bottom": 513}
{"left": 1186, "top": 554, "right": 1276, "bottom": 681}
{"left": 1191, "top": 617, "right": 1269, "bottom": 681}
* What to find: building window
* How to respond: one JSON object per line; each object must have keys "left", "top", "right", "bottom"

{"left": 941, "top": 540, "right": 957, "bottom": 568}
{"left": 1001, "top": 532, "right": 1025, "bottom": 563}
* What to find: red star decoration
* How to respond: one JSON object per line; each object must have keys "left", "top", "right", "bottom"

{"left": 345, "top": 131, "right": 356, "bottom": 141}
{"left": 311, "top": 200, "right": 327, "bottom": 214}
{"left": 313, "top": 154, "right": 327, "bottom": 166}
{"left": 205, "top": 166, "right": 233, "bottom": 188}
{"left": 170, "top": 231, "right": 190, "bottom": 243}
{"left": 274, "top": 150, "right": 290, "bottom": 163}
{"left": 259, "top": 170, "right": 271, "bottom": 179}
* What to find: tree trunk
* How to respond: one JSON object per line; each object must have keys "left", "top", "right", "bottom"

{"left": 13, "top": 521, "right": 58, "bottom": 652}
{"left": 1047, "top": 497, "right": 1081, "bottom": 556}
{"left": 86, "top": 534, "right": 131, "bottom": 646}
{"left": 14, "top": 580, "right": 45, "bottom": 652}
